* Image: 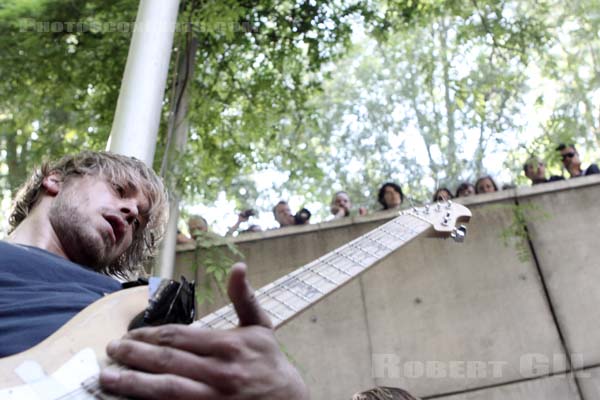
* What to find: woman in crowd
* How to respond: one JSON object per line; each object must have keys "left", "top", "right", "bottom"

{"left": 475, "top": 175, "right": 498, "bottom": 194}
{"left": 377, "top": 182, "right": 404, "bottom": 210}
{"left": 432, "top": 187, "right": 453, "bottom": 202}
{"left": 455, "top": 182, "right": 476, "bottom": 197}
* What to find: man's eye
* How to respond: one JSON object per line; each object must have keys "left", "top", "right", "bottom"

{"left": 112, "top": 183, "right": 125, "bottom": 197}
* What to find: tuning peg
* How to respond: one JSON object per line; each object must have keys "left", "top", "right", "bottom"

{"left": 424, "top": 204, "right": 430, "bottom": 214}
{"left": 451, "top": 225, "right": 467, "bottom": 243}
{"left": 446, "top": 200, "right": 453, "bottom": 209}
{"left": 441, "top": 212, "right": 451, "bottom": 226}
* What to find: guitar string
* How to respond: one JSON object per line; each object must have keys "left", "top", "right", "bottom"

{"left": 201, "top": 214, "right": 426, "bottom": 328}
{"left": 198, "top": 213, "right": 428, "bottom": 329}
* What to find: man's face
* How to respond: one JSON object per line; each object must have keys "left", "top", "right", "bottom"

{"left": 48, "top": 174, "right": 149, "bottom": 270}
{"left": 560, "top": 146, "right": 580, "bottom": 169}
{"left": 188, "top": 219, "right": 208, "bottom": 239}
{"left": 525, "top": 161, "right": 546, "bottom": 181}
{"left": 274, "top": 203, "right": 294, "bottom": 226}
{"left": 333, "top": 193, "right": 351, "bottom": 214}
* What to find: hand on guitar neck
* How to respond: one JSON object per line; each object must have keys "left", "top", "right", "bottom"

{"left": 99, "top": 263, "right": 309, "bottom": 400}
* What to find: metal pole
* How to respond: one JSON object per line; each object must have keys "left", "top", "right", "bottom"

{"left": 157, "top": 197, "right": 180, "bottom": 279}
{"left": 107, "top": 0, "right": 182, "bottom": 166}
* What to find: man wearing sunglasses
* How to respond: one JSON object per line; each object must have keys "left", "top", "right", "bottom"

{"left": 556, "top": 143, "right": 600, "bottom": 178}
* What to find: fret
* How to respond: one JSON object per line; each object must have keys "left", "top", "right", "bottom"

{"left": 378, "top": 225, "right": 412, "bottom": 243}
{"left": 386, "top": 222, "right": 419, "bottom": 239}
{"left": 377, "top": 222, "right": 405, "bottom": 238}
{"left": 263, "top": 287, "right": 300, "bottom": 312}
{"left": 196, "top": 313, "right": 220, "bottom": 328}
{"left": 306, "top": 265, "right": 340, "bottom": 285}
{"left": 279, "top": 279, "right": 313, "bottom": 304}
{"left": 332, "top": 247, "right": 370, "bottom": 269}
{"left": 363, "top": 231, "right": 395, "bottom": 251}
{"left": 319, "top": 256, "right": 352, "bottom": 277}
{"left": 348, "top": 242, "right": 383, "bottom": 262}
{"left": 194, "top": 318, "right": 212, "bottom": 328}
{"left": 391, "top": 216, "right": 429, "bottom": 234}
{"left": 286, "top": 272, "right": 325, "bottom": 300}
{"left": 214, "top": 306, "right": 238, "bottom": 327}
{"left": 367, "top": 228, "right": 400, "bottom": 249}
{"left": 255, "top": 286, "right": 292, "bottom": 319}
{"left": 319, "top": 251, "right": 356, "bottom": 272}
{"left": 262, "top": 304, "right": 284, "bottom": 322}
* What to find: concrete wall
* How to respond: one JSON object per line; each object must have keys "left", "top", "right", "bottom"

{"left": 175, "top": 174, "right": 600, "bottom": 400}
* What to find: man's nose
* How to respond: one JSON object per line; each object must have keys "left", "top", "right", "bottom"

{"left": 119, "top": 198, "right": 139, "bottom": 225}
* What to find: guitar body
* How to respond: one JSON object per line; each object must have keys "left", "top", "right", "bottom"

{"left": 0, "top": 286, "right": 147, "bottom": 388}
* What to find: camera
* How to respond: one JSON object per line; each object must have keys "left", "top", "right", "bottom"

{"left": 240, "top": 209, "right": 256, "bottom": 218}
{"left": 294, "top": 208, "right": 311, "bottom": 225}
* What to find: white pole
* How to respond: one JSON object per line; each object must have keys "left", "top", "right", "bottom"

{"left": 157, "top": 197, "right": 180, "bottom": 279}
{"left": 107, "top": 0, "right": 181, "bottom": 166}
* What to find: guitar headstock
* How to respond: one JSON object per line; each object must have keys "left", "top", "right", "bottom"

{"left": 405, "top": 201, "right": 472, "bottom": 241}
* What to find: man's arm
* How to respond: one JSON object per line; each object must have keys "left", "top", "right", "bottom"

{"left": 99, "top": 263, "right": 309, "bottom": 400}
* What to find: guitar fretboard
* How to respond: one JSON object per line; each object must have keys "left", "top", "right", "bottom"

{"left": 195, "top": 212, "right": 431, "bottom": 330}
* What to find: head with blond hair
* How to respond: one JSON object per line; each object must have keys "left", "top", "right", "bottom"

{"left": 9, "top": 151, "right": 168, "bottom": 277}
{"left": 352, "top": 387, "right": 421, "bottom": 400}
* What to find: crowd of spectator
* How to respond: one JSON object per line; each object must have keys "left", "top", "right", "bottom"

{"left": 430, "top": 143, "right": 599, "bottom": 203}
{"left": 176, "top": 143, "right": 599, "bottom": 241}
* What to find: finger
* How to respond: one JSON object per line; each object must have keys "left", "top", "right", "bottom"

{"left": 107, "top": 338, "right": 216, "bottom": 382}
{"left": 123, "top": 324, "right": 264, "bottom": 360}
{"left": 107, "top": 337, "right": 251, "bottom": 393}
{"left": 100, "top": 368, "right": 220, "bottom": 400}
{"left": 123, "top": 324, "right": 220, "bottom": 356}
{"left": 227, "top": 263, "right": 272, "bottom": 328}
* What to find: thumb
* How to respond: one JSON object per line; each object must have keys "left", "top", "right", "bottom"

{"left": 227, "top": 263, "right": 272, "bottom": 328}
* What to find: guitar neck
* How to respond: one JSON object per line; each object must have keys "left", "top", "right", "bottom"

{"left": 195, "top": 211, "right": 432, "bottom": 330}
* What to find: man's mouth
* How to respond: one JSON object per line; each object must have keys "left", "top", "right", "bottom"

{"left": 103, "top": 214, "right": 127, "bottom": 244}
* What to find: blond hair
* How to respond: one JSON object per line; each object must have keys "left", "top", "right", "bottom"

{"left": 9, "top": 151, "right": 168, "bottom": 277}
{"left": 352, "top": 387, "right": 421, "bottom": 400}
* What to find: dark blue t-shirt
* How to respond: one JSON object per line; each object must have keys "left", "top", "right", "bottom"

{"left": 0, "top": 241, "right": 121, "bottom": 357}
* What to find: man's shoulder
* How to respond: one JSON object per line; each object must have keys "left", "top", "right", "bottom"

{"left": 0, "top": 241, "right": 121, "bottom": 290}
{"left": 585, "top": 163, "right": 600, "bottom": 175}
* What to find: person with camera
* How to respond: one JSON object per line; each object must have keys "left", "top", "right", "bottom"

{"left": 272, "top": 200, "right": 311, "bottom": 228}
{"left": 226, "top": 209, "right": 258, "bottom": 236}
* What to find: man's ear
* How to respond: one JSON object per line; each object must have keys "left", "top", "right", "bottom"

{"left": 41, "top": 172, "right": 63, "bottom": 196}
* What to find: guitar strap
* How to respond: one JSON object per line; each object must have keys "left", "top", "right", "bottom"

{"left": 127, "top": 276, "right": 195, "bottom": 330}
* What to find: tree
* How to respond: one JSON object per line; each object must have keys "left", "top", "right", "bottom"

{"left": 306, "top": 0, "right": 550, "bottom": 207}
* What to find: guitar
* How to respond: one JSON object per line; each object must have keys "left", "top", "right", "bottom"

{"left": 0, "top": 201, "right": 470, "bottom": 399}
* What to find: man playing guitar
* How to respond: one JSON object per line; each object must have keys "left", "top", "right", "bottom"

{"left": 2, "top": 151, "right": 308, "bottom": 400}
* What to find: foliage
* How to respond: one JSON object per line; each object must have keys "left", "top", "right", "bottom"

{"left": 499, "top": 202, "right": 550, "bottom": 263}
{"left": 0, "top": 0, "right": 381, "bottom": 219}
{"left": 1, "top": 0, "right": 600, "bottom": 229}
{"left": 305, "top": 0, "right": 552, "bottom": 210}
{"left": 190, "top": 230, "right": 244, "bottom": 304}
